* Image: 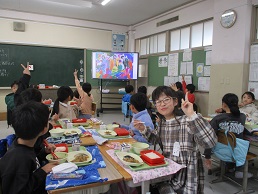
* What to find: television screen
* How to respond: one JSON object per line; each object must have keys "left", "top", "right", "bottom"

{"left": 92, "top": 51, "right": 138, "bottom": 80}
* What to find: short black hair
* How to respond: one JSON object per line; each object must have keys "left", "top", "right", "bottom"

{"left": 82, "top": 83, "right": 92, "bottom": 96}
{"left": 130, "top": 93, "right": 147, "bottom": 112}
{"left": 73, "top": 89, "right": 80, "bottom": 99}
{"left": 175, "top": 82, "right": 183, "bottom": 91}
{"left": 242, "top": 91, "right": 255, "bottom": 101}
{"left": 12, "top": 101, "right": 49, "bottom": 140}
{"left": 176, "top": 90, "right": 185, "bottom": 108}
{"left": 11, "top": 81, "right": 18, "bottom": 88}
{"left": 16, "top": 88, "right": 42, "bottom": 107}
{"left": 186, "top": 84, "right": 195, "bottom": 93}
{"left": 125, "top": 85, "right": 134, "bottom": 93}
{"left": 138, "top": 86, "right": 147, "bottom": 94}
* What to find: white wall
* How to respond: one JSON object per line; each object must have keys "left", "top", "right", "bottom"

{"left": 208, "top": 0, "right": 252, "bottom": 114}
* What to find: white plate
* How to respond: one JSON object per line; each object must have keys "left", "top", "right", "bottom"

{"left": 98, "top": 130, "right": 117, "bottom": 137}
{"left": 67, "top": 150, "right": 92, "bottom": 164}
{"left": 63, "top": 128, "right": 82, "bottom": 136}
{"left": 115, "top": 152, "right": 144, "bottom": 166}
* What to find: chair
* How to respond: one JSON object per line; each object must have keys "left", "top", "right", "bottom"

{"left": 92, "top": 102, "right": 97, "bottom": 117}
{"left": 210, "top": 152, "right": 257, "bottom": 194}
{"left": 121, "top": 101, "right": 132, "bottom": 121}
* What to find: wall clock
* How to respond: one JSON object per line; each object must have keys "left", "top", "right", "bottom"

{"left": 220, "top": 9, "right": 237, "bottom": 28}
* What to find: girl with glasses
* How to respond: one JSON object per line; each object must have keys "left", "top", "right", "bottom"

{"left": 134, "top": 86, "right": 217, "bottom": 194}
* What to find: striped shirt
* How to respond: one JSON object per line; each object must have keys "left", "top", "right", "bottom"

{"left": 143, "top": 113, "right": 217, "bottom": 194}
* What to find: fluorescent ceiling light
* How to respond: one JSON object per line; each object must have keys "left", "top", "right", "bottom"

{"left": 101, "top": 0, "right": 111, "bottom": 6}
{"left": 43, "top": 0, "right": 92, "bottom": 8}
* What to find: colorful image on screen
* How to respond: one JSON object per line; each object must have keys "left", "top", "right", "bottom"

{"left": 92, "top": 52, "right": 138, "bottom": 80}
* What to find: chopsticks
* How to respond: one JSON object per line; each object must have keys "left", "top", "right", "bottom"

{"left": 43, "top": 139, "right": 59, "bottom": 160}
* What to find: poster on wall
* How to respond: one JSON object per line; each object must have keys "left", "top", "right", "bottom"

{"left": 112, "top": 33, "right": 126, "bottom": 51}
{"left": 198, "top": 77, "right": 210, "bottom": 91}
{"left": 158, "top": 56, "right": 168, "bottom": 67}
{"left": 248, "top": 82, "right": 258, "bottom": 100}
{"left": 168, "top": 53, "right": 179, "bottom": 76}
{"left": 196, "top": 63, "right": 204, "bottom": 77}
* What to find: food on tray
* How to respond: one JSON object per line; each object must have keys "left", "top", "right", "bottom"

{"left": 123, "top": 155, "right": 139, "bottom": 163}
{"left": 65, "top": 130, "right": 78, "bottom": 135}
{"left": 55, "top": 147, "right": 67, "bottom": 152}
{"left": 104, "top": 131, "right": 112, "bottom": 135}
{"left": 144, "top": 152, "right": 160, "bottom": 159}
{"left": 71, "top": 153, "right": 89, "bottom": 162}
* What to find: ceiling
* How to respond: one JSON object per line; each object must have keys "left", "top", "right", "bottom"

{"left": 0, "top": 0, "right": 197, "bottom": 26}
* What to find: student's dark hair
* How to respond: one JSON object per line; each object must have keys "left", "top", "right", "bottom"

{"left": 52, "top": 86, "right": 73, "bottom": 116}
{"left": 15, "top": 88, "right": 42, "bottom": 107}
{"left": 186, "top": 84, "right": 195, "bottom": 93}
{"left": 152, "top": 86, "right": 183, "bottom": 118}
{"left": 138, "top": 86, "right": 147, "bottom": 94}
{"left": 12, "top": 101, "right": 49, "bottom": 140}
{"left": 175, "top": 82, "right": 183, "bottom": 91}
{"left": 73, "top": 89, "right": 80, "bottom": 99}
{"left": 11, "top": 80, "right": 19, "bottom": 88}
{"left": 242, "top": 91, "right": 255, "bottom": 101}
{"left": 82, "top": 82, "right": 92, "bottom": 97}
{"left": 176, "top": 91, "right": 185, "bottom": 108}
{"left": 130, "top": 93, "right": 147, "bottom": 112}
{"left": 125, "top": 85, "right": 134, "bottom": 93}
{"left": 222, "top": 93, "right": 240, "bottom": 116}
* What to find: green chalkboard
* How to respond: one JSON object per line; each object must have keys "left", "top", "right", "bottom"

{"left": 148, "top": 49, "right": 206, "bottom": 90}
{"left": 86, "top": 50, "right": 129, "bottom": 87}
{"left": 0, "top": 43, "right": 84, "bottom": 87}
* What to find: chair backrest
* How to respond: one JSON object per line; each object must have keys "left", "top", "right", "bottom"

{"left": 217, "top": 130, "right": 236, "bottom": 149}
{"left": 91, "top": 102, "right": 97, "bottom": 116}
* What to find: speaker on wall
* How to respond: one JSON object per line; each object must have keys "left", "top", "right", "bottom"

{"left": 13, "top": 22, "right": 25, "bottom": 32}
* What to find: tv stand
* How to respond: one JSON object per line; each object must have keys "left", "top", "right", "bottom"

{"left": 97, "top": 79, "right": 129, "bottom": 117}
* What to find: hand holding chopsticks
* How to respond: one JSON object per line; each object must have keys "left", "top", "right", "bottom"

{"left": 43, "top": 139, "right": 58, "bottom": 160}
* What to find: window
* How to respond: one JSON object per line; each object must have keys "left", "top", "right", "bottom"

{"left": 139, "top": 20, "right": 213, "bottom": 55}
{"left": 170, "top": 30, "right": 180, "bottom": 51}
{"left": 203, "top": 20, "right": 213, "bottom": 46}
{"left": 191, "top": 23, "right": 203, "bottom": 48}
{"left": 157, "top": 33, "right": 166, "bottom": 53}
{"left": 170, "top": 19, "right": 213, "bottom": 51}
{"left": 140, "top": 38, "right": 147, "bottom": 55}
{"left": 150, "top": 35, "right": 158, "bottom": 54}
{"left": 180, "top": 27, "right": 190, "bottom": 49}
{"left": 139, "top": 33, "right": 166, "bottom": 56}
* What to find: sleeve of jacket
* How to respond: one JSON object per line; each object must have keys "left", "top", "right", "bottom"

{"left": 186, "top": 113, "right": 217, "bottom": 149}
{"left": 182, "top": 80, "right": 187, "bottom": 93}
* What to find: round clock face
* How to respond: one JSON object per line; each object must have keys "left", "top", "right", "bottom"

{"left": 220, "top": 10, "right": 237, "bottom": 28}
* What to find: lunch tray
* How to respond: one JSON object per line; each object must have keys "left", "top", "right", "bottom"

{"left": 128, "top": 160, "right": 168, "bottom": 171}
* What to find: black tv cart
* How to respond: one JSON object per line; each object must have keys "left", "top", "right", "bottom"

{"left": 97, "top": 79, "right": 129, "bottom": 117}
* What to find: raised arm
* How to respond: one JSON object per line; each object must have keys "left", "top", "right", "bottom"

{"left": 73, "top": 69, "right": 84, "bottom": 97}
{"left": 14, "top": 64, "right": 31, "bottom": 106}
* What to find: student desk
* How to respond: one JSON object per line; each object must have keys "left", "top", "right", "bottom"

{"left": 98, "top": 138, "right": 173, "bottom": 194}
{"left": 47, "top": 155, "right": 123, "bottom": 194}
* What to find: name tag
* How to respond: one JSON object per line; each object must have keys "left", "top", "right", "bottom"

{"left": 173, "top": 142, "right": 180, "bottom": 157}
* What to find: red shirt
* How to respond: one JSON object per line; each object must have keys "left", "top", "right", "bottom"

{"left": 182, "top": 80, "right": 195, "bottom": 103}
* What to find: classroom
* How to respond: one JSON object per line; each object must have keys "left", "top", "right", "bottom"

{"left": 0, "top": 0, "right": 258, "bottom": 193}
